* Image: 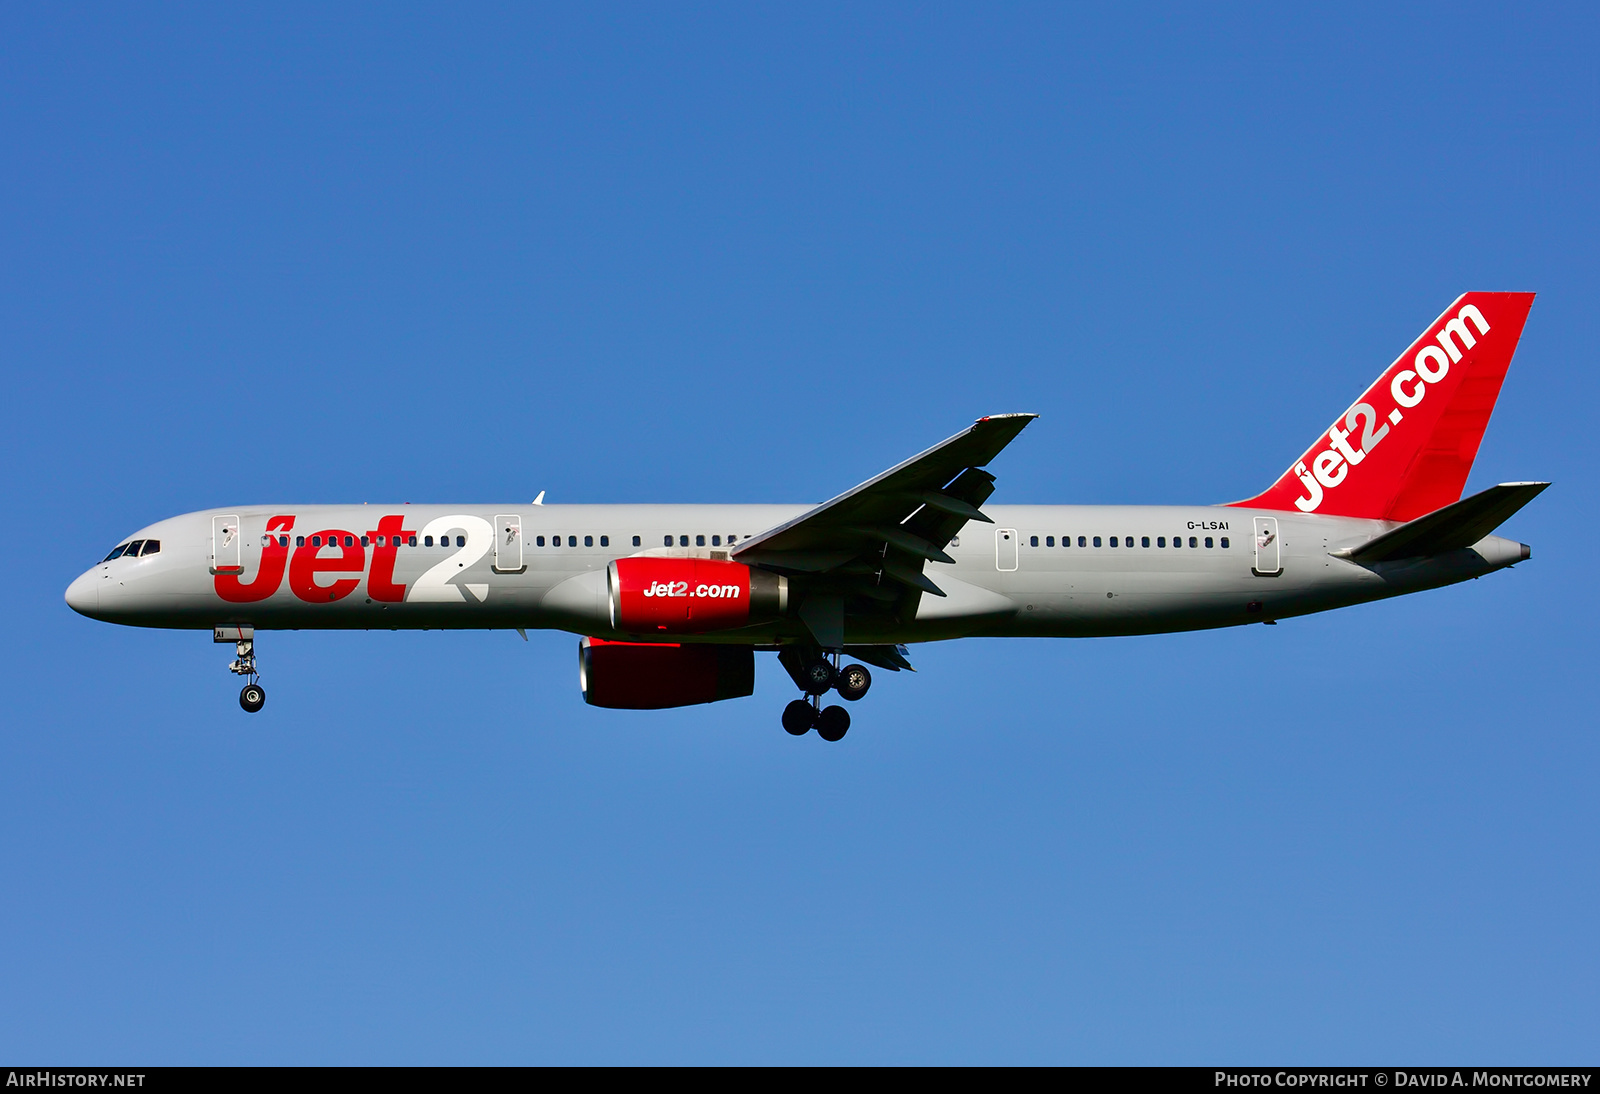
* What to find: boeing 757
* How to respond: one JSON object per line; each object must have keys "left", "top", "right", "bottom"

{"left": 66, "top": 292, "right": 1544, "bottom": 741}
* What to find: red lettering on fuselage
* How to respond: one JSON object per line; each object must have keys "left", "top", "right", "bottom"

{"left": 366, "top": 514, "right": 415, "bottom": 602}
{"left": 288, "top": 530, "right": 365, "bottom": 602}
{"left": 214, "top": 515, "right": 295, "bottom": 603}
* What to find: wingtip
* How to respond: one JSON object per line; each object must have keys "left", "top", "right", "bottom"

{"left": 975, "top": 413, "right": 1039, "bottom": 423}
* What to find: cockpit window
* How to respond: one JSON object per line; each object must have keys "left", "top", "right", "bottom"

{"left": 103, "top": 543, "right": 130, "bottom": 561}
{"left": 124, "top": 540, "right": 145, "bottom": 557}
{"left": 141, "top": 540, "right": 161, "bottom": 556}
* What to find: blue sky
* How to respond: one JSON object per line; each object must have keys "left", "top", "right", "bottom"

{"left": 2, "top": 3, "right": 1596, "bottom": 1063}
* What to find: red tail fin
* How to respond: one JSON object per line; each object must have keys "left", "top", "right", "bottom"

{"left": 1229, "top": 292, "right": 1535, "bottom": 522}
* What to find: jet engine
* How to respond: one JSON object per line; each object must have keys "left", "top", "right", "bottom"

{"left": 579, "top": 638, "right": 755, "bottom": 709}
{"left": 608, "top": 557, "right": 787, "bottom": 634}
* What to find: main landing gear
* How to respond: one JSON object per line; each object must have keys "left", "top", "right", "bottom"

{"left": 217, "top": 626, "right": 265, "bottom": 713}
{"left": 778, "top": 649, "right": 872, "bottom": 742}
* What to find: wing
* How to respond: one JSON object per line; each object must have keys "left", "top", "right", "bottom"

{"left": 733, "top": 413, "right": 1036, "bottom": 646}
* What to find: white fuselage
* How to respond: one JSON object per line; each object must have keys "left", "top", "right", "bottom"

{"left": 65, "top": 502, "right": 1527, "bottom": 643}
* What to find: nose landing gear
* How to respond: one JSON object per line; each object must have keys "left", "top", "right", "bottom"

{"left": 216, "top": 625, "right": 265, "bottom": 713}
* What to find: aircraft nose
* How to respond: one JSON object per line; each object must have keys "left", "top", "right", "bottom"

{"left": 64, "top": 570, "right": 99, "bottom": 617}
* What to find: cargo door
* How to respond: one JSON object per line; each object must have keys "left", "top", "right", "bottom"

{"left": 493, "top": 513, "right": 524, "bottom": 573}
{"left": 995, "top": 528, "right": 1018, "bottom": 571}
{"left": 212, "top": 514, "right": 242, "bottom": 574}
{"left": 1253, "top": 516, "right": 1281, "bottom": 576}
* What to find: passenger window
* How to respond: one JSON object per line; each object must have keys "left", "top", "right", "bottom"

{"left": 424, "top": 536, "right": 434, "bottom": 547}
{"left": 1046, "top": 536, "right": 1054, "bottom": 547}
{"left": 1158, "top": 537, "right": 1166, "bottom": 548}
{"left": 536, "top": 536, "right": 545, "bottom": 546}
{"left": 1029, "top": 536, "right": 1038, "bottom": 547}
{"left": 584, "top": 535, "right": 594, "bottom": 547}
{"left": 696, "top": 534, "right": 706, "bottom": 547}
{"left": 1206, "top": 537, "right": 1214, "bottom": 548}
{"left": 261, "top": 535, "right": 271, "bottom": 546}
{"left": 664, "top": 535, "right": 673, "bottom": 547}
{"left": 360, "top": 536, "right": 369, "bottom": 547}
{"left": 1093, "top": 536, "right": 1102, "bottom": 547}
{"left": 600, "top": 536, "right": 609, "bottom": 547}
{"left": 950, "top": 536, "right": 960, "bottom": 547}
{"left": 632, "top": 536, "right": 641, "bottom": 547}
{"left": 296, "top": 536, "right": 305, "bottom": 547}
{"left": 407, "top": 536, "right": 417, "bottom": 546}
{"left": 679, "top": 535, "right": 689, "bottom": 547}
{"left": 1141, "top": 536, "right": 1150, "bottom": 548}
{"left": 279, "top": 536, "right": 289, "bottom": 547}
{"left": 142, "top": 540, "right": 161, "bottom": 556}
{"left": 311, "top": 536, "right": 322, "bottom": 547}
{"left": 712, "top": 535, "right": 721, "bottom": 546}
{"left": 1221, "top": 537, "right": 1230, "bottom": 548}
{"left": 1078, "top": 536, "right": 1087, "bottom": 547}
{"left": 1109, "top": 537, "right": 1118, "bottom": 547}
{"left": 1189, "top": 537, "right": 1198, "bottom": 548}
{"left": 343, "top": 535, "right": 353, "bottom": 547}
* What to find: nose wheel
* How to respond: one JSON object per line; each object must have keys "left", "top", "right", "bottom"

{"left": 219, "top": 627, "right": 266, "bottom": 713}
{"left": 239, "top": 682, "right": 266, "bottom": 713}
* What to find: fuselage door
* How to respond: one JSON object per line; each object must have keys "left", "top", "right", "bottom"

{"left": 493, "top": 513, "right": 524, "bottom": 573}
{"left": 995, "top": 528, "right": 1018, "bottom": 572}
{"left": 212, "top": 514, "right": 242, "bottom": 574}
{"left": 1253, "top": 516, "right": 1281, "bottom": 576}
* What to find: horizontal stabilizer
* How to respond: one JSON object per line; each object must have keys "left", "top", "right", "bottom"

{"left": 1334, "top": 482, "right": 1548, "bottom": 563}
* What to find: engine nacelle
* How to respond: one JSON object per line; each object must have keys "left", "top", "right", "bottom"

{"left": 579, "top": 638, "right": 755, "bottom": 709}
{"left": 608, "top": 557, "right": 787, "bottom": 634}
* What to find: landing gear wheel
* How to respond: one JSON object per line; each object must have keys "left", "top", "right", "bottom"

{"left": 800, "top": 659, "right": 836, "bottom": 696}
{"left": 816, "top": 705, "right": 850, "bottom": 742}
{"left": 239, "top": 683, "right": 266, "bottom": 713}
{"left": 836, "top": 663, "right": 872, "bottom": 701}
{"left": 782, "top": 699, "right": 816, "bottom": 735}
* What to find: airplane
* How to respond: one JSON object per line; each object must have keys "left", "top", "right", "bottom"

{"left": 66, "top": 292, "right": 1545, "bottom": 741}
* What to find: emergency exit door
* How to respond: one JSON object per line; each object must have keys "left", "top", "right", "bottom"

{"left": 493, "top": 514, "right": 524, "bottom": 573}
{"left": 995, "top": 528, "right": 1018, "bottom": 571}
{"left": 1253, "top": 516, "right": 1281, "bottom": 576}
{"left": 212, "top": 514, "right": 241, "bottom": 574}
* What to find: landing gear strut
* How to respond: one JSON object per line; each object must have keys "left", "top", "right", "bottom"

{"left": 777, "top": 647, "right": 863, "bottom": 741}
{"left": 217, "top": 625, "right": 265, "bottom": 713}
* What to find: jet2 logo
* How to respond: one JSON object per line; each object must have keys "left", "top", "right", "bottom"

{"left": 213, "top": 514, "right": 475, "bottom": 604}
{"left": 642, "top": 580, "right": 743, "bottom": 599}
{"left": 1293, "top": 303, "right": 1490, "bottom": 513}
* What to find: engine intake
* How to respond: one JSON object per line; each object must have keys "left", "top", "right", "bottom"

{"left": 579, "top": 638, "right": 755, "bottom": 709}
{"left": 608, "top": 557, "right": 787, "bottom": 634}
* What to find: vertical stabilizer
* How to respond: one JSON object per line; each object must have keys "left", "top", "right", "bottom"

{"left": 1229, "top": 292, "right": 1535, "bottom": 522}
